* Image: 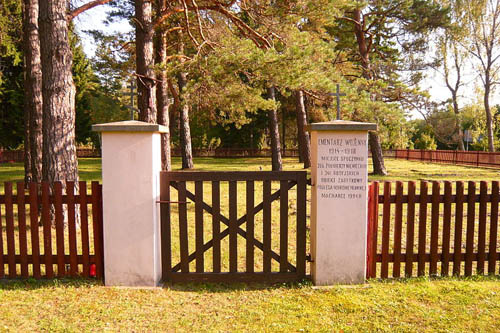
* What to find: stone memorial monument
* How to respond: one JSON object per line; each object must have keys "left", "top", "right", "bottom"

{"left": 307, "top": 120, "right": 377, "bottom": 285}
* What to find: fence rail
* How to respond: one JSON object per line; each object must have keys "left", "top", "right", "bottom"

{"left": 393, "top": 149, "right": 500, "bottom": 168}
{"left": 0, "top": 181, "right": 104, "bottom": 279}
{"left": 367, "top": 180, "right": 500, "bottom": 279}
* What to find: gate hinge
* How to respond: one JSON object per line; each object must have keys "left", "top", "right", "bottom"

{"left": 306, "top": 253, "right": 314, "bottom": 263}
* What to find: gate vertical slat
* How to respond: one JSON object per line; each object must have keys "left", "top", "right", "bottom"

{"left": 453, "top": 181, "right": 464, "bottom": 275}
{"left": 160, "top": 177, "right": 172, "bottom": 280}
{"left": 212, "top": 181, "right": 221, "bottom": 273}
{"left": 246, "top": 181, "right": 255, "bottom": 273}
{"left": 67, "top": 181, "right": 78, "bottom": 277}
{"left": 42, "top": 182, "right": 53, "bottom": 278}
{"left": 465, "top": 181, "right": 476, "bottom": 276}
{"left": 405, "top": 181, "right": 416, "bottom": 277}
{"left": 29, "top": 182, "right": 41, "bottom": 279}
{"left": 178, "top": 181, "right": 189, "bottom": 273}
{"left": 279, "top": 180, "right": 288, "bottom": 273}
{"left": 16, "top": 182, "right": 28, "bottom": 278}
{"left": 0, "top": 185, "right": 4, "bottom": 278}
{"left": 393, "top": 181, "right": 403, "bottom": 278}
{"left": 229, "top": 181, "right": 238, "bottom": 272}
{"left": 79, "top": 181, "right": 90, "bottom": 277}
{"left": 477, "top": 181, "right": 488, "bottom": 274}
{"left": 5, "top": 182, "right": 15, "bottom": 278}
{"left": 489, "top": 181, "right": 499, "bottom": 274}
{"left": 296, "top": 173, "right": 307, "bottom": 278}
{"left": 442, "top": 181, "right": 452, "bottom": 276}
{"left": 91, "top": 182, "right": 104, "bottom": 278}
{"left": 418, "top": 181, "right": 428, "bottom": 276}
{"left": 430, "top": 181, "right": 440, "bottom": 275}
{"left": 195, "top": 181, "right": 204, "bottom": 273}
{"left": 263, "top": 180, "right": 272, "bottom": 273}
{"left": 381, "top": 182, "right": 391, "bottom": 278}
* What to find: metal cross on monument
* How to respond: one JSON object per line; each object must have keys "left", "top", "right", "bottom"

{"left": 328, "top": 84, "right": 346, "bottom": 120}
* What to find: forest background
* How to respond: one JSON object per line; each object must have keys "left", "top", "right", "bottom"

{"left": 2, "top": 0, "right": 500, "bottom": 182}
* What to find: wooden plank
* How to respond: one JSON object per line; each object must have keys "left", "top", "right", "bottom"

{"left": 418, "top": 181, "right": 428, "bottom": 277}
{"left": 29, "top": 182, "right": 41, "bottom": 279}
{"left": 430, "top": 181, "right": 440, "bottom": 276}
{"left": 489, "top": 181, "right": 499, "bottom": 274}
{"left": 54, "top": 182, "right": 65, "bottom": 277}
{"left": 366, "top": 182, "right": 378, "bottom": 278}
{"left": 465, "top": 181, "right": 476, "bottom": 276}
{"left": 4, "top": 182, "right": 15, "bottom": 278}
{"left": 195, "top": 181, "right": 204, "bottom": 273}
{"left": 381, "top": 182, "right": 391, "bottom": 278}
{"left": 279, "top": 180, "right": 288, "bottom": 273}
{"left": 441, "top": 181, "right": 452, "bottom": 276}
{"left": 79, "top": 181, "right": 90, "bottom": 277}
{"left": 477, "top": 181, "right": 488, "bottom": 274}
{"left": 393, "top": 181, "right": 403, "bottom": 278}
{"left": 178, "top": 181, "right": 189, "bottom": 273}
{"left": 453, "top": 181, "right": 464, "bottom": 276}
{"left": 296, "top": 173, "right": 307, "bottom": 278}
{"left": 263, "top": 180, "right": 272, "bottom": 273}
{"left": 229, "top": 180, "right": 237, "bottom": 273}
{"left": 41, "top": 182, "right": 53, "bottom": 278}
{"left": 246, "top": 180, "right": 255, "bottom": 273}
{"left": 169, "top": 272, "right": 302, "bottom": 283}
{"left": 91, "top": 182, "right": 103, "bottom": 278}
{"left": 159, "top": 171, "right": 305, "bottom": 182}
{"left": 16, "top": 182, "right": 28, "bottom": 278}
{"left": 67, "top": 182, "right": 78, "bottom": 277}
{"left": 0, "top": 184, "right": 3, "bottom": 278}
{"left": 212, "top": 181, "right": 221, "bottom": 273}
{"left": 160, "top": 176, "right": 172, "bottom": 280}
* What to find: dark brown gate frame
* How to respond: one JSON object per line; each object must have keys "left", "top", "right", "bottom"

{"left": 160, "top": 171, "right": 308, "bottom": 283}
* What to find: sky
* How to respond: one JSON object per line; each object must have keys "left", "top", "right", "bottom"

{"left": 73, "top": 4, "right": 499, "bottom": 120}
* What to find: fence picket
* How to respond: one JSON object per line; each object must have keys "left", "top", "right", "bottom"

{"left": 381, "top": 182, "right": 391, "bottom": 278}
{"left": 67, "top": 182, "right": 78, "bottom": 277}
{"left": 195, "top": 181, "right": 204, "bottom": 273}
{"left": 263, "top": 180, "right": 272, "bottom": 273}
{"left": 489, "top": 181, "right": 499, "bottom": 274}
{"left": 178, "top": 181, "right": 189, "bottom": 273}
{"left": 296, "top": 173, "right": 307, "bottom": 278}
{"left": 430, "top": 181, "right": 440, "bottom": 275}
{"left": 442, "top": 181, "right": 452, "bottom": 276}
{"left": 0, "top": 185, "right": 3, "bottom": 278}
{"left": 453, "top": 181, "right": 464, "bottom": 276}
{"left": 16, "top": 182, "right": 28, "bottom": 278}
{"left": 79, "top": 181, "right": 90, "bottom": 277}
{"left": 229, "top": 180, "right": 237, "bottom": 273}
{"left": 29, "top": 182, "right": 41, "bottom": 278}
{"left": 212, "top": 181, "right": 221, "bottom": 273}
{"left": 477, "top": 181, "right": 488, "bottom": 274}
{"left": 5, "top": 182, "right": 15, "bottom": 277}
{"left": 54, "top": 182, "right": 65, "bottom": 277}
{"left": 418, "top": 181, "right": 428, "bottom": 276}
{"left": 465, "top": 181, "right": 476, "bottom": 276}
{"left": 42, "top": 182, "right": 53, "bottom": 278}
{"left": 279, "top": 180, "right": 288, "bottom": 273}
{"left": 393, "top": 181, "right": 403, "bottom": 278}
{"left": 405, "top": 181, "right": 416, "bottom": 277}
{"left": 246, "top": 181, "right": 255, "bottom": 273}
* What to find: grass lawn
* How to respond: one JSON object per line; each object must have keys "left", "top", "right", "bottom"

{"left": 1, "top": 157, "right": 500, "bottom": 331}
{"left": 0, "top": 276, "right": 499, "bottom": 331}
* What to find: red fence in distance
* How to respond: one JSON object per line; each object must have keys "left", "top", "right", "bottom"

{"left": 0, "top": 181, "right": 104, "bottom": 279}
{"left": 393, "top": 149, "right": 500, "bottom": 168}
{"left": 367, "top": 180, "right": 500, "bottom": 279}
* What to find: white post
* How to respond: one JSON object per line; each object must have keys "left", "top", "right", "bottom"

{"left": 307, "top": 120, "right": 377, "bottom": 285}
{"left": 92, "top": 120, "right": 168, "bottom": 287}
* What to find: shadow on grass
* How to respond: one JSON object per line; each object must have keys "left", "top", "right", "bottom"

{"left": 162, "top": 278, "right": 313, "bottom": 293}
{"left": 0, "top": 277, "right": 101, "bottom": 290}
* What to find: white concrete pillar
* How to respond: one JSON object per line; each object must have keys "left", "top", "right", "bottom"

{"left": 92, "top": 120, "right": 168, "bottom": 287}
{"left": 307, "top": 120, "right": 377, "bottom": 285}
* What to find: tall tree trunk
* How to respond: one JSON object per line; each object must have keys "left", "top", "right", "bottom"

{"left": 24, "top": 106, "right": 31, "bottom": 182}
{"left": 267, "top": 86, "right": 282, "bottom": 171}
{"left": 177, "top": 71, "right": 194, "bottom": 169}
{"left": 155, "top": 28, "right": 171, "bottom": 170}
{"left": 451, "top": 91, "right": 465, "bottom": 151}
{"left": 484, "top": 81, "right": 495, "bottom": 152}
{"left": 39, "top": 0, "right": 78, "bottom": 183}
{"left": 136, "top": 0, "right": 156, "bottom": 123}
{"left": 295, "top": 90, "right": 310, "bottom": 168}
{"left": 369, "top": 131, "right": 387, "bottom": 175}
{"left": 353, "top": 8, "right": 387, "bottom": 175}
{"left": 23, "top": 0, "right": 43, "bottom": 183}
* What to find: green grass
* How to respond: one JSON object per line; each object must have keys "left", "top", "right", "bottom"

{"left": 0, "top": 276, "right": 499, "bottom": 331}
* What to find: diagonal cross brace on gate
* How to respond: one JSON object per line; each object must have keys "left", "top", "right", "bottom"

{"left": 168, "top": 180, "right": 298, "bottom": 272}
{"left": 159, "top": 171, "right": 307, "bottom": 283}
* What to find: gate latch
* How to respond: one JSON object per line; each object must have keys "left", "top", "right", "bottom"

{"left": 306, "top": 253, "right": 314, "bottom": 263}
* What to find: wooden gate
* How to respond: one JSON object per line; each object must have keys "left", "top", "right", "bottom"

{"left": 159, "top": 171, "right": 307, "bottom": 283}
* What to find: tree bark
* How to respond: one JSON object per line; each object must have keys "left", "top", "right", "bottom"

{"left": 295, "top": 90, "right": 310, "bottom": 168}
{"left": 155, "top": 28, "right": 171, "bottom": 171}
{"left": 177, "top": 71, "right": 194, "bottom": 169}
{"left": 451, "top": 91, "right": 466, "bottom": 151}
{"left": 136, "top": 0, "right": 157, "bottom": 123}
{"left": 267, "top": 86, "right": 282, "bottom": 171}
{"left": 484, "top": 80, "right": 495, "bottom": 152}
{"left": 39, "top": 0, "right": 78, "bottom": 183}
{"left": 24, "top": 104, "right": 32, "bottom": 183}
{"left": 369, "top": 131, "right": 387, "bottom": 175}
{"left": 23, "top": 0, "right": 43, "bottom": 183}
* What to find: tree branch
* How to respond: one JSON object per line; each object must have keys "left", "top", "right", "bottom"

{"left": 68, "top": 0, "right": 113, "bottom": 21}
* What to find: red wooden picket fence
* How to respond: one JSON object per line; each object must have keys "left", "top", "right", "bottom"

{"left": 367, "top": 180, "right": 500, "bottom": 278}
{"left": 0, "top": 181, "right": 104, "bottom": 279}
{"left": 393, "top": 149, "right": 500, "bottom": 168}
